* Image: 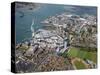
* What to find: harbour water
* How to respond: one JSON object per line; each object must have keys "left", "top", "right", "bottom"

{"left": 15, "top": 3, "right": 97, "bottom": 43}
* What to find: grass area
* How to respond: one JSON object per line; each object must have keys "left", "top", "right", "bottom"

{"left": 68, "top": 47, "right": 97, "bottom": 63}
{"left": 74, "top": 60, "right": 86, "bottom": 69}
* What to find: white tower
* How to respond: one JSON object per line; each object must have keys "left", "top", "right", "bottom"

{"left": 64, "top": 37, "right": 68, "bottom": 49}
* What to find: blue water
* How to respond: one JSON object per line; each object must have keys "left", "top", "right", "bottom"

{"left": 15, "top": 3, "right": 97, "bottom": 43}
